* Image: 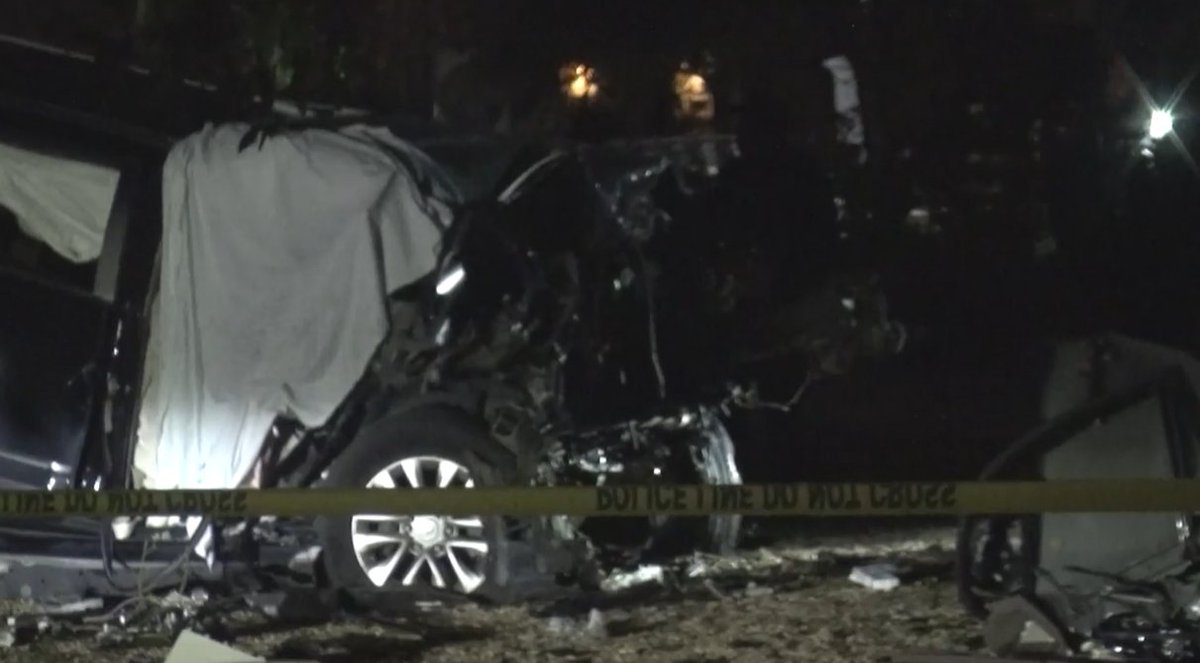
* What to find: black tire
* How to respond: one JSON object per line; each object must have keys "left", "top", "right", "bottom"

{"left": 647, "top": 415, "right": 742, "bottom": 557}
{"left": 956, "top": 422, "right": 1046, "bottom": 619}
{"left": 956, "top": 514, "right": 1035, "bottom": 620}
{"left": 695, "top": 415, "right": 743, "bottom": 554}
{"left": 316, "top": 407, "right": 516, "bottom": 601}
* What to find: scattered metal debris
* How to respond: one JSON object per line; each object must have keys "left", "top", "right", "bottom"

{"left": 685, "top": 553, "right": 751, "bottom": 579}
{"left": 849, "top": 563, "right": 901, "bottom": 591}
{"left": 40, "top": 597, "right": 105, "bottom": 616}
{"left": 601, "top": 565, "right": 666, "bottom": 592}
{"left": 957, "top": 354, "right": 1200, "bottom": 662}
{"left": 982, "top": 596, "right": 1071, "bottom": 658}
{"left": 95, "top": 622, "right": 135, "bottom": 647}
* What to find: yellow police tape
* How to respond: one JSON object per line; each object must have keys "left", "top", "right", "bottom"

{"left": 1, "top": 480, "right": 1200, "bottom": 518}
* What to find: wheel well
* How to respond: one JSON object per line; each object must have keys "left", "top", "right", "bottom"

{"left": 362, "top": 390, "right": 481, "bottom": 428}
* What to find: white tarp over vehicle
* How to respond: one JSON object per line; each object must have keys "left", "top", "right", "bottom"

{"left": 135, "top": 123, "right": 454, "bottom": 491}
{"left": 0, "top": 141, "right": 118, "bottom": 263}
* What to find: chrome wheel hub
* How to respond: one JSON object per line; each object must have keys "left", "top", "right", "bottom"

{"left": 351, "top": 456, "right": 488, "bottom": 593}
{"left": 409, "top": 515, "right": 444, "bottom": 547}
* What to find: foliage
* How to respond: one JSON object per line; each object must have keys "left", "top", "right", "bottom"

{"left": 132, "top": 0, "right": 385, "bottom": 108}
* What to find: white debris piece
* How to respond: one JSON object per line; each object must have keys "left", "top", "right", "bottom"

{"left": 39, "top": 597, "right": 104, "bottom": 616}
{"left": 785, "top": 527, "right": 954, "bottom": 562}
{"left": 684, "top": 552, "right": 753, "bottom": 579}
{"left": 848, "top": 563, "right": 900, "bottom": 591}
{"left": 546, "top": 608, "right": 608, "bottom": 639}
{"left": 1020, "top": 619, "right": 1062, "bottom": 649}
{"left": 601, "top": 564, "right": 665, "bottom": 592}
{"left": 164, "top": 629, "right": 317, "bottom": 663}
{"left": 164, "top": 630, "right": 261, "bottom": 663}
{"left": 585, "top": 608, "right": 608, "bottom": 638}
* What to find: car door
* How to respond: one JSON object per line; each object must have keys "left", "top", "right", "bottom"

{"left": 0, "top": 134, "right": 131, "bottom": 491}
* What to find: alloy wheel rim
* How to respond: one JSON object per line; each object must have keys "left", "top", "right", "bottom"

{"left": 351, "top": 456, "right": 488, "bottom": 592}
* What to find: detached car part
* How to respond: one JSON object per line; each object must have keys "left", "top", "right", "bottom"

{"left": 958, "top": 334, "right": 1200, "bottom": 661}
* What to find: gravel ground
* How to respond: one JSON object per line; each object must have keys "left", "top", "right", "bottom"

{"left": 0, "top": 523, "right": 987, "bottom": 662}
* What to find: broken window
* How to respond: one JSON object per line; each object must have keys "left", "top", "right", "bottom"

{"left": 0, "top": 205, "right": 96, "bottom": 293}
{"left": 0, "top": 140, "right": 118, "bottom": 296}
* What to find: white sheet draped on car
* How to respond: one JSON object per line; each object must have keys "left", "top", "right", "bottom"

{"left": 0, "top": 141, "right": 118, "bottom": 263}
{"left": 135, "top": 123, "right": 455, "bottom": 492}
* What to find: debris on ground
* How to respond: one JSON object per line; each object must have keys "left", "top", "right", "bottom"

{"left": 982, "top": 596, "right": 1071, "bottom": 658}
{"left": 849, "top": 562, "right": 902, "bottom": 591}
{"left": 40, "top": 598, "right": 104, "bottom": 616}
{"left": 601, "top": 565, "right": 666, "bottom": 592}
{"left": 163, "top": 630, "right": 263, "bottom": 663}
{"left": 0, "top": 525, "right": 973, "bottom": 662}
{"left": 685, "top": 552, "right": 752, "bottom": 579}
{"left": 547, "top": 608, "right": 608, "bottom": 639}
{"left": 743, "top": 581, "right": 775, "bottom": 598}
{"left": 244, "top": 589, "right": 337, "bottom": 624}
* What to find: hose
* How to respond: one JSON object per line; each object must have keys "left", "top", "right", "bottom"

{"left": 100, "top": 516, "right": 211, "bottom": 596}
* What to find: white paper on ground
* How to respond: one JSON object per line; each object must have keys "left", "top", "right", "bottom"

{"left": 848, "top": 562, "right": 900, "bottom": 591}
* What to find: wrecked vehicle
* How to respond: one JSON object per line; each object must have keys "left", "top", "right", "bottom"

{"left": 956, "top": 333, "right": 1200, "bottom": 660}
{"left": 0, "top": 64, "right": 907, "bottom": 606}
{"left": 0, "top": 105, "right": 738, "bottom": 601}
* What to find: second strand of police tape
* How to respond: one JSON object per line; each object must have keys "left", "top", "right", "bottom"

{"left": 0, "top": 480, "right": 1199, "bottom": 517}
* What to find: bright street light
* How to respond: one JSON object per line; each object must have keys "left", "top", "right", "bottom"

{"left": 1149, "top": 109, "right": 1174, "bottom": 140}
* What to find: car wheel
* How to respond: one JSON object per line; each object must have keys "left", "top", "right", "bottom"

{"left": 956, "top": 514, "right": 1034, "bottom": 619}
{"left": 316, "top": 408, "right": 515, "bottom": 599}
{"left": 647, "top": 413, "right": 743, "bottom": 557}
{"left": 956, "top": 428, "right": 1042, "bottom": 619}
{"left": 692, "top": 413, "right": 743, "bottom": 554}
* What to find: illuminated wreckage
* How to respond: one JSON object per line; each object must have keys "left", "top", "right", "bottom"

{"left": 0, "top": 83, "right": 909, "bottom": 609}
{"left": 949, "top": 106, "right": 1200, "bottom": 662}
{"left": 956, "top": 334, "right": 1200, "bottom": 661}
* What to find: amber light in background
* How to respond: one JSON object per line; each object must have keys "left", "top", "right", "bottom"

{"left": 674, "top": 64, "right": 714, "bottom": 121}
{"left": 561, "top": 63, "right": 599, "bottom": 101}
